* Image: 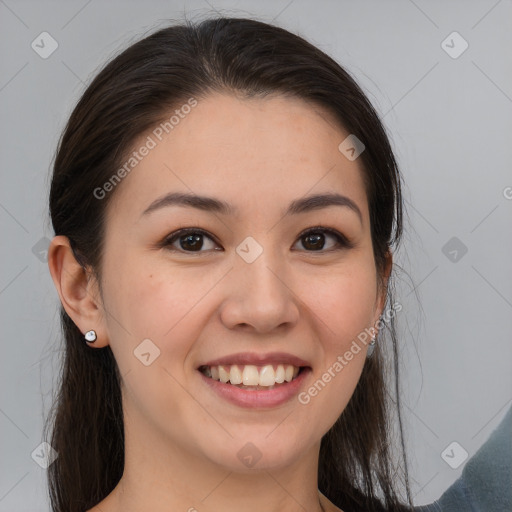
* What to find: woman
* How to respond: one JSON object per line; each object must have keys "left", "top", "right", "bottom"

{"left": 45, "top": 17, "right": 413, "bottom": 512}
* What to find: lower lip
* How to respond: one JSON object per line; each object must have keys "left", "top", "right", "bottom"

{"left": 199, "top": 368, "right": 311, "bottom": 408}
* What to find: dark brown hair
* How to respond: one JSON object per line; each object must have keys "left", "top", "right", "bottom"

{"left": 45, "top": 16, "right": 413, "bottom": 512}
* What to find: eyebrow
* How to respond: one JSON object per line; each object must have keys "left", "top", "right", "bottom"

{"left": 141, "top": 191, "right": 363, "bottom": 223}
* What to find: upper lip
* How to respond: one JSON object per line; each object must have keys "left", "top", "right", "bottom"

{"left": 199, "top": 352, "right": 311, "bottom": 368}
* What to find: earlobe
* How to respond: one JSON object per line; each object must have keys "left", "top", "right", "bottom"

{"left": 383, "top": 249, "right": 393, "bottom": 294}
{"left": 374, "top": 249, "right": 394, "bottom": 323}
{"left": 47, "top": 235, "right": 109, "bottom": 347}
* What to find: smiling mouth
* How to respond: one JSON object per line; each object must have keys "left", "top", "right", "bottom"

{"left": 198, "top": 364, "right": 306, "bottom": 389}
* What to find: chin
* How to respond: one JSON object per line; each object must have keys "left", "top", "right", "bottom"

{"left": 199, "top": 429, "right": 314, "bottom": 473}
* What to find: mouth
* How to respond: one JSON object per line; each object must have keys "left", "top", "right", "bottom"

{"left": 196, "top": 352, "right": 312, "bottom": 407}
{"left": 198, "top": 363, "right": 306, "bottom": 390}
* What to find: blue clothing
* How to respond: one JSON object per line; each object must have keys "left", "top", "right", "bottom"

{"left": 415, "top": 405, "right": 512, "bottom": 512}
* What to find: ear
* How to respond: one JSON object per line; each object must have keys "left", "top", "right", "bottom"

{"left": 47, "top": 235, "right": 109, "bottom": 348}
{"left": 373, "top": 249, "right": 393, "bottom": 325}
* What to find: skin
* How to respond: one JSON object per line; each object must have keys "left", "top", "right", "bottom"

{"left": 48, "top": 92, "right": 392, "bottom": 512}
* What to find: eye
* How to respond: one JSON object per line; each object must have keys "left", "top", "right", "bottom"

{"left": 162, "top": 228, "right": 220, "bottom": 253}
{"left": 293, "top": 226, "right": 354, "bottom": 252}
{"left": 162, "top": 226, "right": 353, "bottom": 254}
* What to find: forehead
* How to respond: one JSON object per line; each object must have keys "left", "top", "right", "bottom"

{"left": 105, "top": 92, "right": 369, "bottom": 225}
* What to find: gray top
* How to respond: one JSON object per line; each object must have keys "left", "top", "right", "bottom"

{"left": 414, "top": 405, "right": 512, "bottom": 512}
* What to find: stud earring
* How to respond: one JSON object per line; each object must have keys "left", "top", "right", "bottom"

{"left": 366, "top": 336, "right": 376, "bottom": 358}
{"left": 85, "top": 330, "right": 97, "bottom": 343}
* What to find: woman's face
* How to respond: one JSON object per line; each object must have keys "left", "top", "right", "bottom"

{"left": 95, "top": 92, "right": 389, "bottom": 472}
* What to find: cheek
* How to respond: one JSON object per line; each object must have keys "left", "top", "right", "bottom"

{"left": 100, "top": 257, "right": 211, "bottom": 426}
{"left": 297, "top": 257, "right": 376, "bottom": 392}
{"left": 105, "top": 253, "right": 211, "bottom": 341}
{"left": 293, "top": 261, "right": 377, "bottom": 430}
{"left": 300, "top": 258, "right": 378, "bottom": 345}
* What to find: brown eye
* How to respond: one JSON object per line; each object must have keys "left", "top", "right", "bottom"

{"left": 164, "top": 229, "right": 219, "bottom": 253}
{"left": 294, "top": 227, "right": 353, "bottom": 252}
{"left": 162, "top": 226, "right": 353, "bottom": 255}
{"left": 301, "top": 232, "right": 329, "bottom": 251}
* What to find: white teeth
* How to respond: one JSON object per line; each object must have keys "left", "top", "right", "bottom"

{"left": 219, "top": 366, "right": 230, "bottom": 383}
{"left": 259, "top": 365, "right": 276, "bottom": 386}
{"left": 242, "top": 365, "right": 260, "bottom": 386}
{"left": 202, "top": 363, "right": 302, "bottom": 387}
{"left": 229, "top": 365, "right": 243, "bottom": 385}
{"left": 275, "top": 364, "right": 285, "bottom": 383}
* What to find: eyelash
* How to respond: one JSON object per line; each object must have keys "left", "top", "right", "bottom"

{"left": 161, "top": 226, "right": 354, "bottom": 254}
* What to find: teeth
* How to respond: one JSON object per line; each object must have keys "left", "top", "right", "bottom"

{"left": 259, "top": 365, "right": 275, "bottom": 386}
{"left": 219, "top": 366, "right": 230, "bottom": 383}
{"left": 229, "top": 365, "right": 243, "bottom": 385}
{"left": 242, "top": 365, "right": 260, "bottom": 386}
{"left": 275, "top": 364, "right": 285, "bottom": 383}
{"left": 201, "top": 363, "right": 302, "bottom": 387}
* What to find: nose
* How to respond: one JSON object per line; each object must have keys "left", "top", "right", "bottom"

{"left": 219, "top": 248, "right": 300, "bottom": 334}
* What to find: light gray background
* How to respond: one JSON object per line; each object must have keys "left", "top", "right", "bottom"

{"left": 1, "top": 1, "right": 511, "bottom": 510}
